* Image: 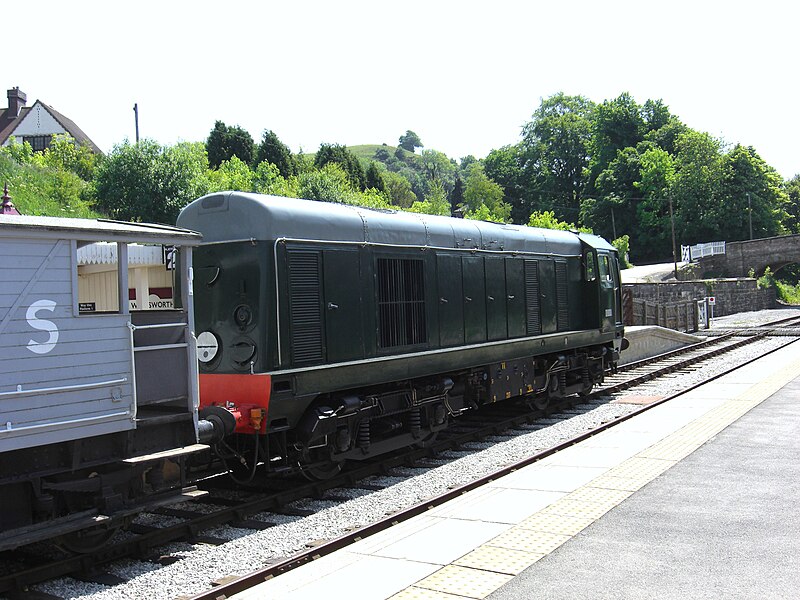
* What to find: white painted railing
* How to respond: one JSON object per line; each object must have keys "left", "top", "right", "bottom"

{"left": 681, "top": 241, "right": 726, "bottom": 262}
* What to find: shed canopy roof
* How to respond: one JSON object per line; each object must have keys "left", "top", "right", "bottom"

{"left": 0, "top": 214, "right": 201, "bottom": 245}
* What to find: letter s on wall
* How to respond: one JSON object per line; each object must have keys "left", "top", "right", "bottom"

{"left": 26, "top": 300, "right": 59, "bottom": 355}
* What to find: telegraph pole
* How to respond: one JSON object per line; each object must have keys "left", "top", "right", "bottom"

{"left": 747, "top": 192, "right": 753, "bottom": 240}
{"left": 133, "top": 103, "right": 140, "bottom": 143}
{"left": 610, "top": 207, "right": 617, "bottom": 240}
{"left": 669, "top": 194, "right": 678, "bottom": 279}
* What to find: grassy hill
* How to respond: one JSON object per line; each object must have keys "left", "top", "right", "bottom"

{"left": 0, "top": 154, "right": 100, "bottom": 218}
{"left": 348, "top": 144, "right": 398, "bottom": 163}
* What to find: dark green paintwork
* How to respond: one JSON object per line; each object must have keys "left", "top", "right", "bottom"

{"left": 182, "top": 193, "right": 625, "bottom": 432}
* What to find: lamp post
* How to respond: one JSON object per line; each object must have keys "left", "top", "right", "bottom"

{"left": 747, "top": 193, "right": 753, "bottom": 240}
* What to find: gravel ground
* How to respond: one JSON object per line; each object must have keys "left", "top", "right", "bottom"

{"left": 24, "top": 309, "right": 800, "bottom": 600}
{"left": 709, "top": 307, "right": 800, "bottom": 328}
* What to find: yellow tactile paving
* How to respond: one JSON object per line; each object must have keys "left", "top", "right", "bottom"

{"left": 583, "top": 474, "right": 647, "bottom": 492}
{"left": 413, "top": 565, "right": 513, "bottom": 599}
{"left": 604, "top": 456, "right": 675, "bottom": 480}
{"left": 385, "top": 347, "right": 800, "bottom": 600}
{"left": 453, "top": 545, "right": 545, "bottom": 575}
{"left": 516, "top": 512, "right": 594, "bottom": 536}
{"left": 540, "top": 497, "right": 622, "bottom": 520}
{"left": 638, "top": 438, "right": 704, "bottom": 461}
{"left": 487, "top": 528, "right": 571, "bottom": 554}
{"left": 389, "top": 586, "right": 468, "bottom": 600}
{"left": 564, "top": 486, "right": 633, "bottom": 505}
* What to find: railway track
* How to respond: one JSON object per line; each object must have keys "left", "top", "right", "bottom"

{"left": 3, "top": 319, "right": 799, "bottom": 599}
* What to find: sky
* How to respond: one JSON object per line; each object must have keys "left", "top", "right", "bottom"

{"left": 6, "top": 0, "right": 798, "bottom": 179}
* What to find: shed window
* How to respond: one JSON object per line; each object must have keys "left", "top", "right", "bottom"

{"left": 377, "top": 258, "right": 426, "bottom": 348}
{"left": 77, "top": 241, "right": 122, "bottom": 313}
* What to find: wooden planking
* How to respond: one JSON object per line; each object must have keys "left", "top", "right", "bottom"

{"left": 79, "top": 269, "right": 120, "bottom": 312}
{"left": 0, "top": 361, "right": 131, "bottom": 392}
{"left": 0, "top": 254, "right": 72, "bottom": 271}
{"left": 1, "top": 338, "right": 131, "bottom": 369}
{"left": 1, "top": 391, "right": 133, "bottom": 424}
{"left": 1, "top": 382, "right": 133, "bottom": 414}
{"left": 0, "top": 417, "right": 132, "bottom": 454}
{"left": 2, "top": 321, "right": 129, "bottom": 346}
{"left": 0, "top": 267, "right": 72, "bottom": 283}
{"left": 0, "top": 238, "right": 66, "bottom": 251}
{"left": 0, "top": 281, "right": 72, "bottom": 297}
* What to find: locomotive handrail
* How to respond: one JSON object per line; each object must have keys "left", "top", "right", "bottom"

{"left": 0, "top": 377, "right": 128, "bottom": 399}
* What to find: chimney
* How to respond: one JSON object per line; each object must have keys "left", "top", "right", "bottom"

{"left": 6, "top": 87, "right": 27, "bottom": 119}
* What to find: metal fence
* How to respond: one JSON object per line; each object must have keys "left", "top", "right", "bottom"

{"left": 680, "top": 241, "right": 726, "bottom": 262}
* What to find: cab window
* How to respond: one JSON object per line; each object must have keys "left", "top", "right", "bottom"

{"left": 584, "top": 251, "right": 597, "bottom": 282}
{"left": 598, "top": 254, "right": 612, "bottom": 282}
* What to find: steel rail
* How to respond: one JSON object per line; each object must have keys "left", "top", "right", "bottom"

{"left": 186, "top": 335, "right": 798, "bottom": 600}
{"left": 1, "top": 328, "right": 792, "bottom": 596}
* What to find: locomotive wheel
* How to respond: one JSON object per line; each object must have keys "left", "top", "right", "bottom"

{"left": 532, "top": 395, "right": 550, "bottom": 410}
{"left": 56, "top": 524, "right": 120, "bottom": 553}
{"left": 301, "top": 460, "right": 344, "bottom": 481}
{"left": 413, "top": 430, "right": 440, "bottom": 449}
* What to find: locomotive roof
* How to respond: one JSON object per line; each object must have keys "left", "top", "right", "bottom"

{"left": 179, "top": 192, "right": 614, "bottom": 256}
{"left": 0, "top": 214, "right": 201, "bottom": 245}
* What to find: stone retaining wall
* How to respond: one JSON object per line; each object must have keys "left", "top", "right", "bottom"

{"left": 622, "top": 278, "right": 776, "bottom": 319}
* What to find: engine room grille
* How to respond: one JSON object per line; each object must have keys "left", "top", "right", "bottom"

{"left": 287, "top": 250, "right": 324, "bottom": 363}
{"left": 524, "top": 259, "right": 542, "bottom": 335}
{"left": 555, "top": 260, "right": 569, "bottom": 331}
{"left": 377, "top": 258, "right": 426, "bottom": 348}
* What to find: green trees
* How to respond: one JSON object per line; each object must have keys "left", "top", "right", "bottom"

{"left": 206, "top": 121, "right": 256, "bottom": 168}
{"left": 255, "top": 129, "right": 296, "bottom": 178}
{"left": 365, "top": 161, "right": 385, "bottom": 191}
{"left": 94, "top": 140, "right": 209, "bottom": 224}
{"left": 785, "top": 176, "right": 800, "bottom": 234}
{"left": 462, "top": 163, "right": 510, "bottom": 222}
{"left": 314, "top": 143, "right": 366, "bottom": 190}
{"left": 11, "top": 93, "right": 796, "bottom": 267}
{"left": 398, "top": 130, "right": 423, "bottom": 153}
{"left": 519, "top": 93, "right": 595, "bottom": 223}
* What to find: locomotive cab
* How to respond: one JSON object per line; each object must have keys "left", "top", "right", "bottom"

{"left": 579, "top": 233, "right": 626, "bottom": 360}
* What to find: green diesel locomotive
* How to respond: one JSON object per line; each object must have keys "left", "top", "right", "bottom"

{"left": 177, "top": 192, "right": 626, "bottom": 479}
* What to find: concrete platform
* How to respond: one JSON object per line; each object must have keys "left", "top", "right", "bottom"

{"left": 619, "top": 325, "right": 704, "bottom": 365}
{"left": 230, "top": 342, "right": 800, "bottom": 600}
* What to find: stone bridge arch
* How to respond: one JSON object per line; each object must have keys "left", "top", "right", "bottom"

{"left": 696, "top": 234, "right": 800, "bottom": 278}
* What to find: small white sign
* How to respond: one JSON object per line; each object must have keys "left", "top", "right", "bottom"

{"left": 708, "top": 296, "right": 716, "bottom": 305}
{"left": 163, "top": 245, "right": 176, "bottom": 271}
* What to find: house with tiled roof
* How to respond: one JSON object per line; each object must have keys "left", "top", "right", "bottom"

{"left": 0, "top": 87, "right": 101, "bottom": 154}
